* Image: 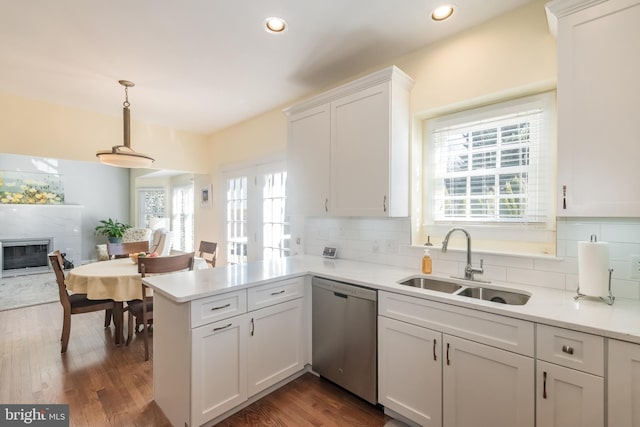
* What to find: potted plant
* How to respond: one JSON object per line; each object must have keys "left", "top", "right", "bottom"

{"left": 94, "top": 218, "right": 132, "bottom": 243}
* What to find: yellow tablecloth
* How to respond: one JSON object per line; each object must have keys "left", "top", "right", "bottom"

{"left": 66, "top": 256, "right": 207, "bottom": 301}
{"left": 66, "top": 258, "right": 145, "bottom": 301}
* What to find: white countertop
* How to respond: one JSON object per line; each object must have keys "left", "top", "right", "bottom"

{"left": 143, "top": 255, "right": 640, "bottom": 344}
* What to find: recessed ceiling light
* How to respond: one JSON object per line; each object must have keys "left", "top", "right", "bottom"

{"left": 265, "top": 17, "right": 287, "bottom": 33}
{"left": 431, "top": 5, "right": 455, "bottom": 21}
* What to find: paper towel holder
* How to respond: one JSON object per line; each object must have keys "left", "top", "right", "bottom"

{"left": 574, "top": 268, "right": 615, "bottom": 305}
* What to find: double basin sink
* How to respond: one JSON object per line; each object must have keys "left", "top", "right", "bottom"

{"left": 398, "top": 276, "right": 531, "bottom": 306}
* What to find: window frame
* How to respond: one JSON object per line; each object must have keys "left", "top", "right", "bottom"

{"left": 420, "top": 91, "right": 557, "bottom": 253}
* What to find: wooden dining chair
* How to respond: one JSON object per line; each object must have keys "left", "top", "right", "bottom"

{"left": 107, "top": 241, "right": 150, "bottom": 259}
{"left": 126, "top": 252, "right": 195, "bottom": 360}
{"left": 49, "top": 251, "right": 115, "bottom": 353}
{"left": 198, "top": 241, "right": 217, "bottom": 267}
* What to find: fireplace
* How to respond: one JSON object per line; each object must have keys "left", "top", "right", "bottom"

{"left": 0, "top": 237, "right": 53, "bottom": 277}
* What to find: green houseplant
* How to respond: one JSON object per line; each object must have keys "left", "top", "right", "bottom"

{"left": 94, "top": 218, "right": 132, "bottom": 243}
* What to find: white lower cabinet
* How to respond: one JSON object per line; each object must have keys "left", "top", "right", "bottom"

{"left": 536, "top": 360, "right": 603, "bottom": 427}
{"left": 608, "top": 339, "right": 640, "bottom": 427}
{"left": 443, "top": 334, "right": 534, "bottom": 427}
{"left": 154, "top": 278, "right": 307, "bottom": 427}
{"left": 535, "top": 324, "right": 604, "bottom": 427}
{"left": 378, "top": 291, "right": 534, "bottom": 427}
{"left": 378, "top": 316, "right": 442, "bottom": 427}
{"left": 247, "top": 298, "right": 305, "bottom": 396}
{"left": 192, "top": 315, "right": 249, "bottom": 427}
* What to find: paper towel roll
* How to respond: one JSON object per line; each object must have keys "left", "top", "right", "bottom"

{"left": 578, "top": 241, "right": 610, "bottom": 297}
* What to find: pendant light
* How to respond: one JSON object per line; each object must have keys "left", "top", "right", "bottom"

{"left": 96, "top": 80, "right": 155, "bottom": 168}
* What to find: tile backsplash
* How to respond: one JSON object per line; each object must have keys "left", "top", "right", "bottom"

{"left": 303, "top": 217, "right": 640, "bottom": 300}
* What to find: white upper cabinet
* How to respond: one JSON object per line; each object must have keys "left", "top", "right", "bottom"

{"left": 547, "top": 0, "right": 640, "bottom": 216}
{"left": 285, "top": 66, "right": 414, "bottom": 218}
{"left": 286, "top": 104, "right": 331, "bottom": 217}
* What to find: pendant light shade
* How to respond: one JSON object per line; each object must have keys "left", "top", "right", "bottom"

{"left": 96, "top": 80, "right": 155, "bottom": 168}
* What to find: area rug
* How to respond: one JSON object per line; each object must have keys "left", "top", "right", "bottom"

{"left": 0, "top": 271, "right": 59, "bottom": 311}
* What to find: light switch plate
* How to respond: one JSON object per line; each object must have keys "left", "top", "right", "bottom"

{"left": 322, "top": 247, "right": 337, "bottom": 259}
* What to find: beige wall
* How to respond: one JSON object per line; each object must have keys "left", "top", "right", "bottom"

{"left": 0, "top": 92, "right": 210, "bottom": 173}
{"left": 0, "top": 0, "right": 556, "bottom": 257}
{"left": 203, "top": 0, "right": 557, "bottom": 257}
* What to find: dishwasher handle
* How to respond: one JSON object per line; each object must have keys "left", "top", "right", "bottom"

{"left": 334, "top": 292, "right": 348, "bottom": 299}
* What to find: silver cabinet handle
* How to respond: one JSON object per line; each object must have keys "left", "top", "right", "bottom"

{"left": 325, "top": 198, "right": 328, "bottom": 212}
{"left": 210, "top": 303, "right": 231, "bottom": 311}
{"left": 270, "top": 290, "right": 285, "bottom": 296}
{"left": 383, "top": 195, "right": 387, "bottom": 212}
{"left": 213, "top": 323, "right": 232, "bottom": 332}
{"left": 562, "top": 345, "right": 574, "bottom": 355}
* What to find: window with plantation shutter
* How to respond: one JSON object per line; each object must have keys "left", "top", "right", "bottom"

{"left": 421, "top": 92, "right": 556, "bottom": 255}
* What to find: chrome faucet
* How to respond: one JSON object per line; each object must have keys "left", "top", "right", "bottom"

{"left": 441, "top": 227, "right": 484, "bottom": 281}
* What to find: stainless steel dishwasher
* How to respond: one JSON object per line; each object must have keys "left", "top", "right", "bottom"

{"left": 312, "top": 277, "right": 377, "bottom": 404}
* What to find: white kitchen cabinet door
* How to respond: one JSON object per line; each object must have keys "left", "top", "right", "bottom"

{"left": 378, "top": 316, "right": 442, "bottom": 427}
{"left": 608, "top": 339, "right": 640, "bottom": 427}
{"left": 536, "top": 360, "right": 603, "bottom": 427}
{"left": 286, "top": 104, "right": 331, "bottom": 217}
{"left": 550, "top": 0, "right": 640, "bottom": 216}
{"left": 330, "top": 82, "right": 393, "bottom": 217}
{"left": 247, "top": 298, "right": 305, "bottom": 397}
{"left": 191, "top": 314, "right": 248, "bottom": 427}
{"left": 443, "top": 334, "right": 534, "bottom": 427}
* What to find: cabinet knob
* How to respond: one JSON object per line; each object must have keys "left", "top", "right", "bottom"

{"left": 561, "top": 344, "right": 574, "bottom": 355}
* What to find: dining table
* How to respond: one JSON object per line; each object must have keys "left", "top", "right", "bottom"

{"left": 65, "top": 256, "right": 206, "bottom": 345}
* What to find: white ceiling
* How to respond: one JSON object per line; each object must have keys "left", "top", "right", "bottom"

{"left": 0, "top": 0, "right": 533, "bottom": 135}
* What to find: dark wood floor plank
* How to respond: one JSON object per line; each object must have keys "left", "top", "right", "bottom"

{"left": 1, "top": 301, "right": 389, "bottom": 427}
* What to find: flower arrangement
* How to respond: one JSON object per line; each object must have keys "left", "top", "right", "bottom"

{"left": 0, "top": 172, "right": 64, "bottom": 205}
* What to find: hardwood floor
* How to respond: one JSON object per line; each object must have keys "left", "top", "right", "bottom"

{"left": 0, "top": 302, "right": 389, "bottom": 427}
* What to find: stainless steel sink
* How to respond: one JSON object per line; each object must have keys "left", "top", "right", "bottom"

{"left": 398, "top": 276, "right": 462, "bottom": 293}
{"left": 456, "top": 286, "right": 530, "bottom": 305}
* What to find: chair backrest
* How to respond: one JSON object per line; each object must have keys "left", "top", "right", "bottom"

{"left": 150, "top": 228, "right": 173, "bottom": 257}
{"left": 198, "top": 241, "right": 217, "bottom": 267}
{"left": 107, "top": 241, "right": 150, "bottom": 259}
{"left": 122, "top": 227, "right": 152, "bottom": 243}
{"left": 48, "top": 251, "right": 71, "bottom": 310}
{"left": 138, "top": 252, "right": 195, "bottom": 277}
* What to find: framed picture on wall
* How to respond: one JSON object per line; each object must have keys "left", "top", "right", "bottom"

{"left": 200, "top": 185, "right": 212, "bottom": 208}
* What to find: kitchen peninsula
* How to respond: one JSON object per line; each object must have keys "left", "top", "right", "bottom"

{"left": 144, "top": 255, "right": 640, "bottom": 427}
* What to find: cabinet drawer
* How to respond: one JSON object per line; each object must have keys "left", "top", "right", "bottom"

{"left": 536, "top": 324, "right": 604, "bottom": 376}
{"left": 190, "top": 290, "right": 247, "bottom": 328}
{"left": 379, "top": 291, "right": 534, "bottom": 356}
{"left": 247, "top": 277, "right": 305, "bottom": 311}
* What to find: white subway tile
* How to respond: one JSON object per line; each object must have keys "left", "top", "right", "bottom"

{"left": 506, "top": 268, "right": 565, "bottom": 290}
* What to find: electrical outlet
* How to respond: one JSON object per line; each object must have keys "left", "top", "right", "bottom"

{"left": 631, "top": 255, "right": 640, "bottom": 279}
